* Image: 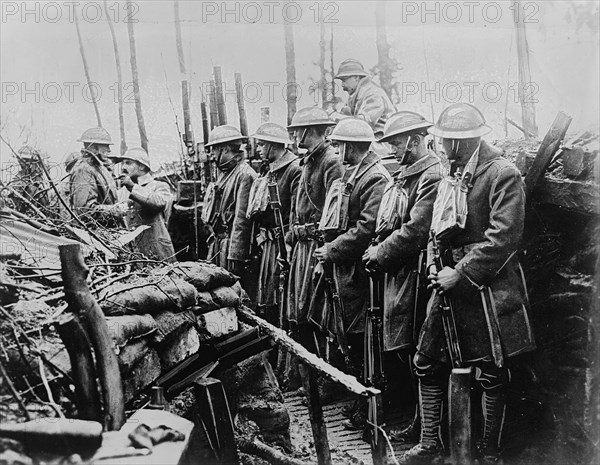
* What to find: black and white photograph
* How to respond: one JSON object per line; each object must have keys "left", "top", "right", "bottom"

{"left": 0, "top": 1, "right": 598, "bottom": 464}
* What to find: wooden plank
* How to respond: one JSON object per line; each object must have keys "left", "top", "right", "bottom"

{"left": 449, "top": 368, "right": 474, "bottom": 465}
{"left": 524, "top": 111, "right": 572, "bottom": 198}
{"left": 238, "top": 307, "right": 380, "bottom": 398}
{"left": 534, "top": 175, "right": 600, "bottom": 215}
{"left": 299, "top": 363, "right": 332, "bottom": 465}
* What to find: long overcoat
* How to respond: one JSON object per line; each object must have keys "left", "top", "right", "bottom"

{"left": 375, "top": 153, "right": 443, "bottom": 351}
{"left": 252, "top": 151, "right": 301, "bottom": 308}
{"left": 286, "top": 142, "right": 343, "bottom": 326}
{"left": 207, "top": 160, "right": 257, "bottom": 271}
{"left": 120, "top": 174, "right": 176, "bottom": 262}
{"left": 310, "top": 151, "right": 391, "bottom": 334}
{"left": 418, "top": 141, "right": 536, "bottom": 364}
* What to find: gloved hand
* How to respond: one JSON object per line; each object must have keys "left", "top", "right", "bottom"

{"left": 119, "top": 175, "right": 134, "bottom": 191}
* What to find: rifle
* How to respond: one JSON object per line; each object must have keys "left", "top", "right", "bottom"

{"left": 365, "top": 257, "right": 385, "bottom": 448}
{"left": 267, "top": 176, "right": 289, "bottom": 317}
{"left": 429, "top": 229, "right": 463, "bottom": 368}
{"left": 315, "top": 231, "right": 350, "bottom": 362}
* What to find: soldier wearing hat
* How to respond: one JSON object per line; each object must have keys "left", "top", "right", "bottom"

{"left": 113, "top": 147, "right": 176, "bottom": 262}
{"left": 285, "top": 107, "right": 343, "bottom": 361}
{"left": 203, "top": 125, "right": 257, "bottom": 281}
{"left": 362, "top": 111, "right": 444, "bottom": 441}
{"left": 330, "top": 59, "right": 396, "bottom": 138}
{"left": 247, "top": 122, "right": 301, "bottom": 325}
{"left": 70, "top": 127, "right": 119, "bottom": 226}
{"left": 312, "top": 118, "right": 390, "bottom": 420}
{"left": 57, "top": 152, "right": 81, "bottom": 221}
{"left": 401, "top": 103, "right": 535, "bottom": 464}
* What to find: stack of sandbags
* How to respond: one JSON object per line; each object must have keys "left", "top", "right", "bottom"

{"left": 98, "top": 261, "right": 245, "bottom": 402}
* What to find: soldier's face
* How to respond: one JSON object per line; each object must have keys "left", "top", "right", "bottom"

{"left": 256, "top": 141, "right": 272, "bottom": 162}
{"left": 388, "top": 135, "right": 414, "bottom": 165}
{"left": 213, "top": 145, "right": 236, "bottom": 169}
{"left": 293, "top": 128, "right": 310, "bottom": 150}
{"left": 121, "top": 159, "right": 145, "bottom": 181}
{"left": 94, "top": 144, "right": 111, "bottom": 161}
{"left": 340, "top": 76, "right": 359, "bottom": 94}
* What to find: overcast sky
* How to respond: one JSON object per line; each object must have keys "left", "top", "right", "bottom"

{"left": 1, "top": 0, "right": 598, "bottom": 171}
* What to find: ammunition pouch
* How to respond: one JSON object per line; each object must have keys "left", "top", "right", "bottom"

{"left": 293, "top": 222, "right": 319, "bottom": 242}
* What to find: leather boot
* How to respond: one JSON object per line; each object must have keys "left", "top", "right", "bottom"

{"left": 476, "top": 389, "right": 506, "bottom": 464}
{"left": 400, "top": 380, "right": 445, "bottom": 464}
{"left": 390, "top": 405, "right": 421, "bottom": 443}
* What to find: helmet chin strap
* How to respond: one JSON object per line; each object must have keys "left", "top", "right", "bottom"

{"left": 451, "top": 139, "right": 461, "bottom": 158}
{"left": 299, "top": 128, "right": 308, "bottom": 146}
{"left": 339, "top": 142, "right": 348, "bottom": 164}
{"left": 399, "top": 135, "right": 413, "bottom": 165}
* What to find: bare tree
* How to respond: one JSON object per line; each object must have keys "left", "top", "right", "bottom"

{"left": 375, "top": 1, "right": 394, "bottom": 99}
{"left": 283, "top": 5, "right": 297, "bottom": 126}
{"left": 104, "top": 0, "right": 126, "bottom": 155}
{"left": 126, "top": 1, "right": 148, "bottom": 152}
{"left": 174, "top": 0, "right": 194, "bottom": 154}
{"left": 74, "top": 4, "right": 102, "bottom": 127}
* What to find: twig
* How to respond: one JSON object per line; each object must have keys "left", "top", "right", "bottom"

{"left": 0, "top": 178, "right": 48, "bottom": 219}
{"left": 0, "top": 357, "right": 31, "bottom": 420}
{"left": 38, "top": 356, "right": 65, "bottom": 418}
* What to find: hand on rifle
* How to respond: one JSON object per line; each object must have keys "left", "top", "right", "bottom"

{"left": 276, "top": 255, "right": 290, "bottom": 273}
{"left": 314, "top": 246, "right": 331, "bottom": 263}
{"left": 428, "top": 266, "right": 460, "bottom": 294}
{"left": 362, "top": 244, "right": 379, "bottom": 272}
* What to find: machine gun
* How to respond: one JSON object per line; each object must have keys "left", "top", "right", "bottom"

{"left": 365, "top": 241, "right": 386, "bottom": 448}
{"left": 429, "top": 229, "right": 463, "bottom": 368}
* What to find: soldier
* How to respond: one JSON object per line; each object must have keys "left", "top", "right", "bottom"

{"left": 247, "top": 123, "right": 301, "bottom": 325}
{"left": 70, "top": 127, "right": 119, "bottom": 227}
{"left": 313, "top": 118, "right": 391, "bottom": 427}
{"left": 402, "top": 103, "right": 536, "bottom": 464}
{"left": 114, "top": 147, "right": 176, "bottom": 262}
{"left": 285, "top": 107, "right": 342, "bottom": 357}
{"left": 203, "top": 125, "right": 257, "bottom": 281}
{"left": 58, "top": 152, "right": 81, "bottom": 220}
{"left": 362, "top": 112, "right": 444, "bottom": 440}
{"left": 329, "top": 59, "right": 396, "bottom": 139}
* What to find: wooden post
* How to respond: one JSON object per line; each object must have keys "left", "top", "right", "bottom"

{"left": 524, "top": 111, "right": 572, "bottom": 198}
{"left": 59, "top": 244, "right": 125, "bottom": 431}
{"left": 175, "top": 0, "right": 194, "bottom": 154}
{"left": 209, "top": 79, "right": 219, "bottom": 129}
{"left": 235, "top": 73, "right": 248, "bottom": 137}
{"left": 370, "top": 392, "right": 387, "bottom": 465}
{"left": 192, "top": 378, "right": 239, "bottom": 464}
{"left": 74, "top": 4, "right": 102, "bottom": 127}
{"left": 319, "top": 19, "right": 328, "bottom": 108}
{"left": 103, "top": 0, "right": 126, "bottom": 155}
{"left": 283, "top": 7, "right": 297, "bottom": 126}
{"left": 213, "top": 66, "right": 228, "bottom": 126}
{"left": 329, "top": 23, "right": 335, "bottom": 106}
{"left": 299, "top": 363, "right": 331, "bottom": 465}
{"left": 513, "top": 0, "right": 538, "bottom": 139}
{"left": 449, "top": 368, "right": 474, "bottom": 465}
{"left": 55, "top": 313, "right": 102, "bottom": 422}
{"left": 126, "top": 0, "right": 149, "bottom": 152}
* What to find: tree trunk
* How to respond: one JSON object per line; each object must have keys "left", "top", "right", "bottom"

{"left": 213, "top": 66, "right": 227, "bottom": 126}
{"left": 104, "top": 0, "right": 126, "bottom": 155}
{"left": 319, "top": 19, "right": 328, "bottom": 109}
{"left": 74, "top": 4, "right": 102, "bottom": 127}
{"left": 175, "top": 0, "right": 194, "bottom": 153}
{"left": 126, "top": 1, "right": 149, "bottom": 152}
{"left": 375, "top": 1, "right": 394, "bottom": 100}
{"left": 330, "top": 24, "right": 336, "bottom": 106}
{"left": 513, "top": 0, "right": 538, "bottom": 139}
{"left": 283, "top": 8, "right": 297, "bottom": 126}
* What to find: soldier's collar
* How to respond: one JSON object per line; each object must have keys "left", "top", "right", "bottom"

{"left": 300, "top": 140, "right": 327, "bottom": 166}
{"left": 269, "top": 150, "right": 297, "bottom": 172}
{"left": 137, "top": 173, "right": 153, "bottom": 186}
{"left": 395, "top": 152, "right": 439, "bottom": 179}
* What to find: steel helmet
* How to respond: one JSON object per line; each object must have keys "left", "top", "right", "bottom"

{"left": 428, "top": 103, "right": 491, "bottom": 139}
{"left": 288, "top": 107, "right": 336, "bottom": 129}
{"left": 335, "top": 59, "right": 369, "bottom": 79}
{"left": 205, "top": 125, "right": 246, "bottom": 147}
{"left": 116, "top": 147, "right": 151, "bottom": 170}
{"left": 252, "top": 123, "right": 292, "bottom": 145}
{"left": 329, "top": 118, "right": 376, "bottom": 143}
{"left": 78, "top": 127, "right": 114, "bottom": 145}
{"left": 17, "top": 145, "right": 40, "bottom": 159}
{"left": 379, "top": 111, "right": 432, "bottom": 142}
{"left": 64, "top": 151, "right": 81, "bottom": 170}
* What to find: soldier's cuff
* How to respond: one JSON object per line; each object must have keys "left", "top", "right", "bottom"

{"left": 130, "top": 184, "right": 149, "bottom": 203}
{"left": 455, "top": 261, "right": 485, "bottom": 290}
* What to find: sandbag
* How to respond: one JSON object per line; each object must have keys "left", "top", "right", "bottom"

{"left": 151, "top": 309, "right": 196, "bottom": 344}
{"left": 117, "top": 339, "right": 150, "bottom": 375}
{"left": 98, "top": 278, "right": 197, "bottom": 316}
{"left": 173, "top": 262, "right": 238, "bottom": 291}
{"left": 194, "top": 286, "right": 241, "bottom": 313}
{"left": 105, "top": 314, "right": 157, "bottom": 349}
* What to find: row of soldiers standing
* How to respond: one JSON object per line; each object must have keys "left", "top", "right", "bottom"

{"left": 202, "top": 59, "right": 535, "bottom": 465}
